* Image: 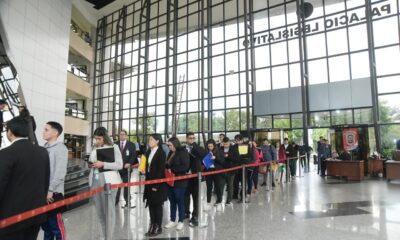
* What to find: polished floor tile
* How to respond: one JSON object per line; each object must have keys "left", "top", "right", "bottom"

{"left": 37, "top": 168, "right": 400, "bottom": 240}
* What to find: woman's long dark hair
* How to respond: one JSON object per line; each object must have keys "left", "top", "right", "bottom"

{"left": 18, "top": 106, "right": 31, "bottom": 122}
{"left": 168, "top": 137, "right": 181, "bottom": 151}
{"left": 93, "top": 127, "right": 113, "bottom": 146}
{"left": 206, "top": 139, "right": 218, "bottom": 156}
{"left": 149, "top": 133, "right": 163, "bottom": 146}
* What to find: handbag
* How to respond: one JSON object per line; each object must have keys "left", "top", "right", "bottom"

{"left": 164, "top": 168, "right": 175, "bottom": 187}
{"left": 258, "top": 165, "right": 267, "bottom": 174}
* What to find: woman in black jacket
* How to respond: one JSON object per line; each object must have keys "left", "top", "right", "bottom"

{"left": 142, "top": 134, "right": 167, "bottom": 237}
{"left": 164, "top": 137, "right": 190, "bottom": 231}
{"left": 204, "top": 139, "right": 225, "bottom": 212}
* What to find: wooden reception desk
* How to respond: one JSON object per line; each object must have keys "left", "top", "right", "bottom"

{"left": 326, "top": 159, "right": 364, "bottom": 181}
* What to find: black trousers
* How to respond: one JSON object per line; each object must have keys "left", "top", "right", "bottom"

{"left": 320, "top": 157, "right": 327, "bottom": 176}
{"left": 116, "top": 172, "right": 131, "bottom": 205}
{"left": 1, "top": 224, "right": 40, "bottom": 240}
{"left": 233, "top": 168, "right": 249, "bottom": 198}
{"left": 206, "top": 172, "right": 223, "bottom": 203}
{"left": 185, "top": 178, "right": 199, "bottom": 218}
{"left": 149, "top": 204, "right": 163, "bottom": 226}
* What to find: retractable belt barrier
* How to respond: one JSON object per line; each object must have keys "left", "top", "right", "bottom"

{"left": 0, "top": 155, "right": 305, "bottom": 229}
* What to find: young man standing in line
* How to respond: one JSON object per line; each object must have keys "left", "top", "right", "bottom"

{"left": 41, "top": 121, "right": 68, "bottom": 240}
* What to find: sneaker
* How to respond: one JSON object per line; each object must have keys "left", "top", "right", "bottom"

{"left": 189, "top": 217, "right": 198, "bottom": 227}
{"left": 272, "top": 182, "right": 276, "bottom": 188}
{"left": 164, "top": 221, "right": 177, "bottom": 229}
{"left": 261, "top": 182, "right": 266, "bottom": 186}
{"left": 245, "top": 194, "right": 250, "bottom": 203}
{"left": 184, "top": 213, "right": 190, "bottom": 219}
{"left": 176, "top": 222, "right": 184, "bottom": 231}
{"left": 204, "top": 203, "right": 211, "bottom": 211}
{"left": 225, "top": 202, "right": 233, "bottom": 207}
{"left": 216, "top": 203, "right": 223, "bottom": 212}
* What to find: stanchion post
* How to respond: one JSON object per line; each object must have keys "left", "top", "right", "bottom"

{"left": 286, "top": 157, "right": 290, "bottom": 183}
{"left": 138, "top": 169, "right": 142, "bottom": 194}
{"left": 270, "top": 161, "right": 274, "bottom": 189}
{"left": 198, "top": 172, "right": 207, "bottom": 228}
{"left": 104, "top": 183, "right": 112, "bottom": 240}
{"left": 298, "top": 152, "right": 301, "bottom": 178}
{"left": 127, "top": 167, "right": 131, "bottom": 207}
{"left": 242, "top": 165, "right": 246, "bottom": 203}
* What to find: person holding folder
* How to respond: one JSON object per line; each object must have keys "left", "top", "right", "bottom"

{"left": 88, "top": 127, "right": 123, "bottom": 239}
{"left": 141, "top": 134, "right": 167, "bottom": 237}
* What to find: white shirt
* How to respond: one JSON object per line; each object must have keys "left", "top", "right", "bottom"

{"left": 10, "top": 137, "right": 27, "bottom": 145}
{"left": 120, "top": 140, "right": 126, "bottom": 150}
{"left": 148, "top": 146, "right": 158, "bottom": 171}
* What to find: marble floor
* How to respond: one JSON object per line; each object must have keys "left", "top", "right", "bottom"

{"left": 38, "top": 168, "right": 400, "bottom": 240}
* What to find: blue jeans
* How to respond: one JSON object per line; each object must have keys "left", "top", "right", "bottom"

{"left": 42, "top": 212, "right": 66, "bottom": 240}
{"left": 167, "top": 187, "right": 186, "bottom": 222}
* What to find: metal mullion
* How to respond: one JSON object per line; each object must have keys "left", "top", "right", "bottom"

{"left": 322, "top": 0, "right": 331, "bottom": 83}
{"left": 200, "top": 0, "right": 206, "bottom": 143}
{"left": 365, "top": 0, "right": 381, "bottom": 151}
{"left": 142, "top": 0, "right": 152, "bottom": 142}
{"left": 153, "top": 1, "right": 160, "bottom": 134}
{"left": 223, "top": 0, "right": 227, "bottom": 134}
{"left": 136, "top": 1, "right": 145, "bottom": 143}
{"left": 296, "top": 0, "right": 310, "bottom": 147}
{"left": 164, "top": 0, "right": 171, "bottom": 141}
{"left": 284, "top": 1, "right": 291, "bottom": 88}
{"left": 267, "top": 0, "right": 273, "bottom": 90}
{"left": 207, "top": 0, "right": 213, "bottom": 139}
{"left": 185, "top": 0, "right": 189, "bottom": 135}
{"left": 236, "top": 0, "right": 240, "bottom": 134}
{"left": 172, "top": 0, "right": 179, "bottom": 136}
{"left": 118, "top": 6, "right": 127, "bottom": 136}
{"left": 343, "top": 0, "right": 353, "bottom": 80}
{"left": 249, "top": 0, "right": 256, "bottom": 133}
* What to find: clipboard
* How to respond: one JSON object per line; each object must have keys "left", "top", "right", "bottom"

{"left": 96, "top": 147, "right": 115, "bottom": 172}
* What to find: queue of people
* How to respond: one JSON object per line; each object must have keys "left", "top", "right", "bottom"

{"left": 0, "top": 107, "right": 69, "bottom": 240}
{"left": 0, "top": 108, "right": 310, "bottom": 240}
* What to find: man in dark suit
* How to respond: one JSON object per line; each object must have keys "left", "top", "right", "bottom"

{"left": 0, "top": 116, "right": 50, "bottom": 240}
{"left": 0, "top": 99, "right": 7, "bottom": 147}
{"left": 115, "top": 130, "right": 137, "bottom": 208}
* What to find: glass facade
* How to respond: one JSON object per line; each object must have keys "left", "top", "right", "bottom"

{"left": 93, "top": 0, "right": 400, "bottom": 156}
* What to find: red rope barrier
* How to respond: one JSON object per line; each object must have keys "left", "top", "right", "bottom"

{"left": 0, "top": 155, "right": 306, "bottom": 229}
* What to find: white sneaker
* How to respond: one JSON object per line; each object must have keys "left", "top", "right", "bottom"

{"left": 164, "top": 221, "right": 177, "bottom": 229}
{"left": 176, "top": 222, "right": 184, "bottom": 231}
{"left": 204, "top": 203, "right": 211, "bottom": 211}
{"left": 216, "top": 203, "right": 223, "bottom": 212}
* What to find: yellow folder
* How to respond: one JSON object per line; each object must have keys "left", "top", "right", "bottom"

{"left": 238, "top": 145, "right": 248, "bottom": 155}
{"left": 139, "top": 154, "right": 147, "bottom": 172}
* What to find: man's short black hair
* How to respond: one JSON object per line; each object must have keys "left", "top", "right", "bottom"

{"left": 320, "top": 136, "right": 323, "bottom": 139}
{"left": 284, "top": 138, "right": 289, "bottom": 141}
{"left": 234, "top": 134, "right": 243, "bottom": 141}
{"left": 263, "top": 138, "right": 269, "bottom": 142}
{"left": 186, "top": 132, "right": 195, "bottom": 137}
{"left": 0, "top": 99, "right": 6, "bottom": 105}
{"left": 219, "top": 133, "right": 225, "bottom": 137}
{"left": 222, "top": 137, "right": 230, "bottom": 143}
{"left": 47, "top": 121, "right": 63, "bottom": 136}
{"left": 6, "top": 117, "right": 29, "bottom": 138}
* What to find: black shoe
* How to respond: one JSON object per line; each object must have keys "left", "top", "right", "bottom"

{"left": 189, "top": 217, "right": 198, "bottom": 227}
{"left": 272, "top": 183, "right": 276, "bottom": 187}
{"left": 122, "top": 204, "right": 136, "bottom": 209}
{"left": 261, "top": 182, "right": 266, "bottom": 186}
{"left": 184, "top": 213, "right": 190, "bottom": 219}
{"left": 144, "top": 224, "right": 154, "bottom": 237}
{"left": 232, "top": 196, "right": 238, "bottom": 200}
{"left": 151, "top": 224, "right": 162, "bottom": 236}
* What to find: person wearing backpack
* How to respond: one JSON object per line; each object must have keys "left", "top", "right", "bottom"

{"left": 261, "top": 139, "right": 277, "bottom": 188}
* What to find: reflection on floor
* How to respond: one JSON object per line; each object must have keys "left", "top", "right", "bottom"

{"left": 38, "top": 168, "right": 400, "bottom": 240}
